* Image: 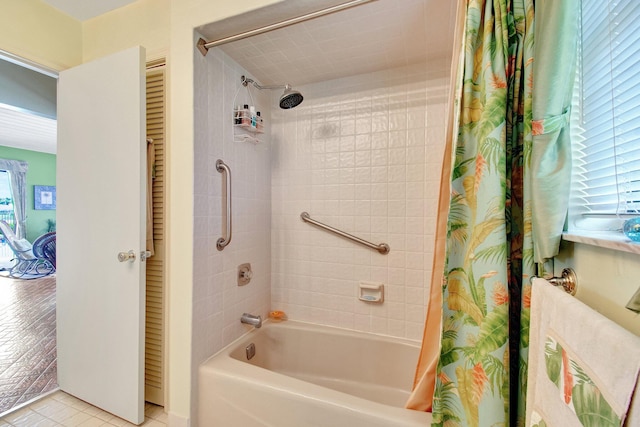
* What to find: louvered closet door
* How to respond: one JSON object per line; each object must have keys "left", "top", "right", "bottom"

{"left": 145, "top": 62, "right": 166, "bottom": 406}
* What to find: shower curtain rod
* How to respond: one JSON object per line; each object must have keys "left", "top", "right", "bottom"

{"left": 197, "top": 0, "right": 378, "bottom": 56}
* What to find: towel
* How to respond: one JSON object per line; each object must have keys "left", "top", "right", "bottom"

{"left": 146, "top": 138, "right": 155, "bottom": 256}
{"left": 526, "top": 278, "right": 640, "bottom": 427}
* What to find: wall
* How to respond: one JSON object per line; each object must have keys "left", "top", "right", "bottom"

{"left": 79, "top": 1, "right": 178, "bottom": 423}
{"left": 271, "top": 63, "right": 449, "bottom": 340}
{"left": 192, "top": 43, "right": 272, "bottom": 425}
{"left": 168, "top": 1, "right": 283, "bottom": 422}
{"left": 0, "top": 146, "right": 56, "bottom": 242}
{"left": 556, "top": 242, "right": 640, "bottom": 336}
{"left": 82, "top": 0, "right": 170, "bottom": 62}
{"left": 0, "top": 0, "right": 82, "bottom": 71}
{"left": 0, "top": 58, "right": 57, "bottom": 118}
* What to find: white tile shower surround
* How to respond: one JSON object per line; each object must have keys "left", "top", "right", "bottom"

{"left": 0, "top": 391, "right": 167, "bottom": 426}
{"left": 192, "top": 44, "right": 273, "bottom": 421}
{"left": 191, "top": 41, "right": 450, "bottom": 422}
{"left": 271, "top": 62, "right": 450, "bottom": 341}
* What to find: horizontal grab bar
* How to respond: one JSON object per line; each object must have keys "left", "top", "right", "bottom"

{"left": 300, "top": 212, "right": 390, "bottom": 255}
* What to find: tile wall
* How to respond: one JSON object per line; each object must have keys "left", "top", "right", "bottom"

{"left": 270, "top": 62, "right": 450, "bottom": 340}
{"left": 192, "top": 42, "right": 272, "bottom": 422}
{"left": 191, "top": 42, "right": 450, "bottom": 423}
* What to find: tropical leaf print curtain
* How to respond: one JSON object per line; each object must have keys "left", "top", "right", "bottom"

{"left": 432, "top": 1, "right": 535, "bottom": 426}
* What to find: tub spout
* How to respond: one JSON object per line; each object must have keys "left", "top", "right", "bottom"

{"left": 241, "top": 313, "right": 262, "bottom": 328}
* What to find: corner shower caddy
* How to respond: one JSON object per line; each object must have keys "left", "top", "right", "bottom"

{"left": 232, "top": 79, "right": 264, "bottom": 145}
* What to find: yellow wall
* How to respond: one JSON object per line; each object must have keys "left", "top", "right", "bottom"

{"left": 82, "top": 0, "right": 170, "bottom": 62}
{"left": 556, "top": 242, "right": 640, "bottom": 336}
{"left": 0, "top": 0, "right": 82, "bottom": 71}
{"left": 80, "top": 0, "right": 185, "bottom": 422}
{"left": 167, "top": 1, "right": 282, "bottom": 421}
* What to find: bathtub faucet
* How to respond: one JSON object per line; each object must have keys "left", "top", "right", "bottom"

{"left": 241, "top": 312, "right": 262, "bottom": 328}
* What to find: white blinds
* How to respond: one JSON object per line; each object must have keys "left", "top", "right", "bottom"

{"left": 572, "top": 0, "right": 640, "bottom": 220}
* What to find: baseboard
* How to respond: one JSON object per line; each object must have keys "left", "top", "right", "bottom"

{"left": 0, "top": 387, "right": 60, "bottom": 418}
{"left": 168, "top": 411, "right": 190, "bottom": 427}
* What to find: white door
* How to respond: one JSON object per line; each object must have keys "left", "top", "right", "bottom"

{"left": 56, "top": 46, "right": 146, "bottom": 425}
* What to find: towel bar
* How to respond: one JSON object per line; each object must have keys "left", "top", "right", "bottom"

{"left": 547, "top": 268, "right": 577, "bottom": 295}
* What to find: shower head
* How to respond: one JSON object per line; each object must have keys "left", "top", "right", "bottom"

{"left": 242, "top": 76, "right": 304, "bottom": 109}
{"left": 279, "top": 86, "right": 304, "bottom": 109}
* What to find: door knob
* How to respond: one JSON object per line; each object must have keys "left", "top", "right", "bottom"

{"left": 118, "top": 250, "right": 136, "bottom": 263}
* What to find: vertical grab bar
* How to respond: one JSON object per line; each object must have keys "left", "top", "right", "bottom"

{"left": 216, "top": 159, "right": 232, "bottom": 251}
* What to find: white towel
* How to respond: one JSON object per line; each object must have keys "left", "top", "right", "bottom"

{"left": 526, "top": 278, "right": 640, "bottom": 427}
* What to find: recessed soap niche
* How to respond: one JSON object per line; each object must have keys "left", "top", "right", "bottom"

{"left": 359, "top": 281, "right": 384, "bottom": 303}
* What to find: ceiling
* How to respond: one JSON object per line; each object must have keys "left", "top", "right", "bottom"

{"left": 198, "top": 0, "right": 457, "bottom": 87}
{"left": 0, "top": 106, "right": 57, "bottom": 154}
{"left": 41, "top": 0, "right": 138, "bottom": 21}
{"left": 6, "top": 0, "right": 455, "bottom": 154}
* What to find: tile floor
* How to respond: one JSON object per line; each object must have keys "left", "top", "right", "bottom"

{"left": 0, "top": 267, "right": 166, "bottom": 426}
{"left": 0, "top": 391, "right": 167, "bottom": 426}
{"left": 0, "top": 276, "right": 57, "bottom": 413}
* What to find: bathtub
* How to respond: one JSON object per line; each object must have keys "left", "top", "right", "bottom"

{"left": 198, "top": 320, "right": 432, "bottom": 426}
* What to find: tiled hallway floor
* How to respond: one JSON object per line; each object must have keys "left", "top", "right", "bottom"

{"left": 0, "top": 391, "right": 167, "bottom": 426}
{"left": 0, "top": 276, "right": 57, "bottom": 414}
{"left": 0, "top": 277, "right": 167, "bottom": 426}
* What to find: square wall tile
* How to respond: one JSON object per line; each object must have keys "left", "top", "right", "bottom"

{"left": 271, "top": 64, "right": 449, "bottom": 340}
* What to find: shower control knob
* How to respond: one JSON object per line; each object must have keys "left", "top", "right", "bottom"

{"left": 238, "top": 263, "right": 253, "bottom": 286}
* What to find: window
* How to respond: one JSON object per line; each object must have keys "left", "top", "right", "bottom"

{"left": 0, "top": 170, "right": 14, "bottom": 264}
{"left": 569, "top": 0, "right": 640, "bottom": 232}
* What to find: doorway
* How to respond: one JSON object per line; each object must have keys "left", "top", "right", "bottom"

{"left": 0, "top": 52, "right": 167, "bottom": 416}
{"left": 0, "top": 52, "right": 58, "bottom": 413}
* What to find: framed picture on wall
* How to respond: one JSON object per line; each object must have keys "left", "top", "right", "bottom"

{"left": 34, "top": 185, "right": 56, "bottom": 210}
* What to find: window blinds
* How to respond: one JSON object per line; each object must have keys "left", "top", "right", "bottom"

{"left": 573, "top": 0, "right": 640, "bottom": 221}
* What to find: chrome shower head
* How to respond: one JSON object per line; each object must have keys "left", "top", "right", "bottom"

{"left": 242, "top": 76, "right": 304, "bottom": 109}
{"left": 279, "top": 86, "right": 304, "bottom": 109}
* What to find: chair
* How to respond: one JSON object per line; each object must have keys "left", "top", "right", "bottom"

{"left": 0, "top": 221, "right": 55, "bottom": 279}
{"left": 33, "top": 231, "right": 56, "bottom": 269}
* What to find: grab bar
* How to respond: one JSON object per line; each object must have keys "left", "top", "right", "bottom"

{"left": 300, "top": 212, "right": 390, "bottom": 255}
{"left": 216, "top": 159, "right": 232, "bottom": 251}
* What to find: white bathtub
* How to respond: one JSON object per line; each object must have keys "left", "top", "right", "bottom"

{"left": 198, "top": 320, "right": 432, "bottom": 426}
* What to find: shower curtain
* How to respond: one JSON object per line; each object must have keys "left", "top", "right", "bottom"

{"left": 429, "top": 2, "right": 537, "bottom": 424}
{"left": 406, "top": 0, "right": 467, "bottom": 413}
{"left": 408, "top": 0, "right": 579, "bottom": 425}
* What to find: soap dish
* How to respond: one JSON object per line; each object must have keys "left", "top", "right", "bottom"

{"left": 359, "top": 281, "right": 384, "bottom": 303}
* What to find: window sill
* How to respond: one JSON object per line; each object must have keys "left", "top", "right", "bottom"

{"left": 562, "top": 231, "right": 640, "bottom": 255}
